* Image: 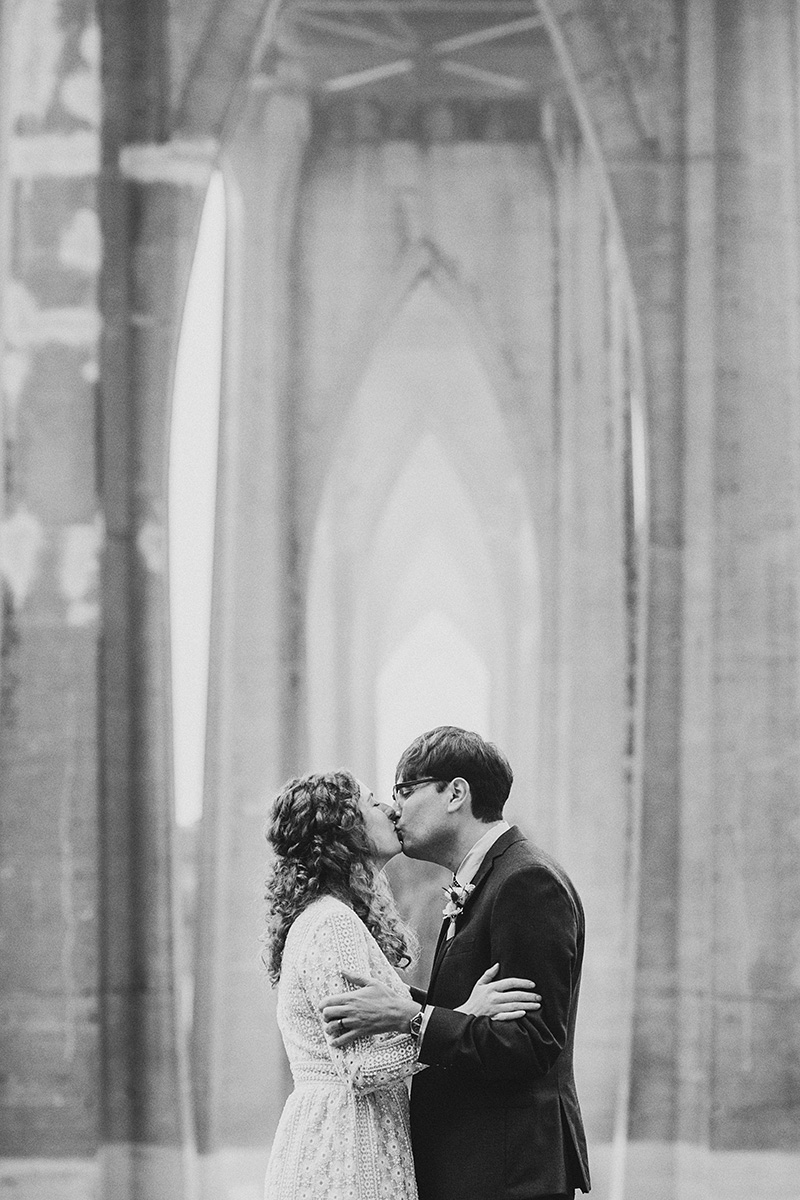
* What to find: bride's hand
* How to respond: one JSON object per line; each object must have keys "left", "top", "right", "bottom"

{"left": 456, "top": 963, "right": 541, "bottom": 1021}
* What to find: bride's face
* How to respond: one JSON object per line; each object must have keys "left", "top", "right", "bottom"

{"left": 356, "top": 779, "right": 401, "bottom": 867}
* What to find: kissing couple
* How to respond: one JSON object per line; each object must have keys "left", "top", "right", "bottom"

{"left": 262, "top": 725, "right": 590, "bottom": 1200}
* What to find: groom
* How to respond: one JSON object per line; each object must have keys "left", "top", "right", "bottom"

{"left": 322, "top": 726, "right": 590, "bottom": 1200}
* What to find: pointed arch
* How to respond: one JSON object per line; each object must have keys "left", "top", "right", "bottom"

{"left": 302, "top": 274, "right": 540, "bottom": 569}
{"left": 306, "top": 280, "right": 540, "bottom": 811}
{"left": 376, "top": 609, "right": 492, "bottom": 801}
{"left": 349, "top": 433, "right": 512, "bottom": 786}
{"left": 299, "top": 242, "right": 548, "bottom": 545}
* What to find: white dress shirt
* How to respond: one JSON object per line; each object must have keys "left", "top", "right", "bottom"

{"left": 417, "top": 820, "right": 511, "bottom": 1040}
{"left": 453, "top": 820, "right": 511, "bottom": 891}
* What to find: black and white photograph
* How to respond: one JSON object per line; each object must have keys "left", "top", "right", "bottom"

{"left": 0, "top": 3, "right": 798, "bottom": 1199}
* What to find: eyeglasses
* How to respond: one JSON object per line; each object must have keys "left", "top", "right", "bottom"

{"left": 392, "top": 777, "right": 444, "bottom": 803}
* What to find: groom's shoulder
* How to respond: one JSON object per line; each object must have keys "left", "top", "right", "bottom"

{"left": 496, "top": 829, "right": 583, "bottom": 905}
{"left": 494, "top": 825, "right": 553, "bottom": 869}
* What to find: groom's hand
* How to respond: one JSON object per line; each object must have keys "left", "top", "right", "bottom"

{"left": 321, "top": 972, "right": 421, "bottom": 1046}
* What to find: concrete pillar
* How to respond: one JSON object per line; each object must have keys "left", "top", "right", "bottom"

{"left": 569, "top": 143, "right": 631, "bottom": 1146}
{"left": 541, "top": 124, "right": 647, "bottom": 1190}
{"left": 531, "top": 10, "right": 680, "bottom": 1187}
{"left": 674, "top": 0, "right": 718, "bottom": 1180}
{"left": 614, "top": 2, "right": 800, "bottom": 1195}
{"left": 0, "top": 2, "right": 102, "bottom": 1196}
{"left": 0, "top": 0, "right": 8, "bottom": 540}
{"left": 98, "top": 0, "right": 203, "bottom": 1195}
{"left": 536, "top": 126, "right": 577, "bottom": 857}
{"left": 706, "top": 0, "right": 800, "bottom": 1179}
{"left": 191, "top": 83, "right": 311, "bottom": 1199}
{"left": 600, "top": 17, "right": 685, "bottom": 1200}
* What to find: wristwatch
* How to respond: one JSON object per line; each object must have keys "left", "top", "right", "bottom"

{"left": 409, "top": 1009, "right": 424, "bottom": 1040}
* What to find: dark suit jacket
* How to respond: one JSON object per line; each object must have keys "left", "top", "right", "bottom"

{"left": 409, "top": 826, "right": 590, "bottom": 1200}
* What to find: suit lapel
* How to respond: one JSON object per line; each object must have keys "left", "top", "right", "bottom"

{"left": 427, "top": 827, "right": 526, "bottom": 992}
{"left": 464, "top": 825, "right": 524, "bottom": 896}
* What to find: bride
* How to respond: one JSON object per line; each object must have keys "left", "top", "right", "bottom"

{"left": 262, "top": 771, "right": 540, "bottom": 1200}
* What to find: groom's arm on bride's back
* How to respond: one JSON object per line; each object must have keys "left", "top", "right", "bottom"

{"left": 419, "top": 864, "right": 582, "bottom": 1083}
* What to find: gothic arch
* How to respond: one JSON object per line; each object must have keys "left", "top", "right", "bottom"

{"left": 305, "top": 281, "right": 541, "bottom": 802}
{"left": 299, "top": 242, "right": 553, "bottom": 560}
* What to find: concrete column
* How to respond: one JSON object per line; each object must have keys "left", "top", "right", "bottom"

{"left": 0, "top": 3, "right": 103, "bottom": 1197}
{"left": 610, "top": 15, "right": 685, "bottom": 1197}
{"left": 0, "top": 0, "right": 8, "bottom": 541}
{"left": 536, "top": 127, "right": 577, "bottom": 857}
{"left": 573, "top": 144, "right": 631, "bottom": 1142}
{"left": 675, "top": 0, "right": 717, "bottom": 1170}
{"left": 546, "top": 132, "right": 643, "bottom": 1187}
{"left": 709, "top": 0, "right": 800, "bottom": 1176}
{"left": 98, "top": 1, "right": 202, "bottom": 1195}
{"left": 618, "top": 2, "right": 800, "bottom": 1195}
{"left": 191, "top": 84, "right": 311, "bottom": 1199}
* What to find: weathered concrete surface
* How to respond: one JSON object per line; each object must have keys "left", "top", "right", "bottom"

{"left": 710, "top": 0, "right": 800, "bottom": 1154}
{"left": 551, "top": 140, "right": 642, "bottom": 1152}
{"left": 173, "top": 0, "right": 285, "bottom": 140}
{"left": 97, "top": 0, "right": 202, "bottom": 1194}
{"left": 0, "top": 1159, "right": 98, "bottom": 1200}
{"left": 613, "top": 1, "right": 800, "bottom": 1193}
{"left": 191, "top": 85, "right": 311, "bottom": 1194}
{"left": 0, "top": 0, "right": 102, "bottom": 1174}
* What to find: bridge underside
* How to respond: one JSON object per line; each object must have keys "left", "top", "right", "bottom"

{"left": 0, "top": 2, "right": 799, "bottom": 1198}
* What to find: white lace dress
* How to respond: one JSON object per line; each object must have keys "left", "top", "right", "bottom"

{"left": 264, "top": 895, "right": 421, "bottom": 1200}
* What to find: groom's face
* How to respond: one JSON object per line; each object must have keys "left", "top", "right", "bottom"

{"left": 392, "top": 777, "right": 452, "bottom": 864}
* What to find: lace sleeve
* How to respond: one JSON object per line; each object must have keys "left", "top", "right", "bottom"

{"left": 300, "top": 905, "right": 422, "bottom": 1096}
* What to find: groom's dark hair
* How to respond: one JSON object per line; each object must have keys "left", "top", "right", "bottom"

{"left": 396, "top": 726, "right": 512, "bottom": 822}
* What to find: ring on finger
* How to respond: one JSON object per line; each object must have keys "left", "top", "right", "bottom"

{"left": 339, "top": 1018, "right": 345, "bottom": 1035}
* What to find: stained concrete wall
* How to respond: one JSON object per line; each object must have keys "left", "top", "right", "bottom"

{"left": 0, "top": 3, "right": 102, "bottom": 1196}
{"left": 709, "top": 0, "right": 800, "bottom": 1153}
{"left": 0, "top": 0, "right": 209, "bottom": 1196}
{"left": 97, "top": 0, "right": 206, "bottom": 1188}
{"left": 613, "top": 2, "right": 800, "bottom": 1195}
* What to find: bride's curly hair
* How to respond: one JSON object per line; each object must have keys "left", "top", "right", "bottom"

{"left": 262, "top": 771, "right": 417, "bottom": 984}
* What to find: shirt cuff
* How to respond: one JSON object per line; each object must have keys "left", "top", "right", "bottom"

{"left": 418, "top": 1004, "right": 434, "bottom": 1044}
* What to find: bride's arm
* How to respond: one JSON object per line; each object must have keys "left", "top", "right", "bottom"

{"left": 301, "top": 907, "right": 424, "bottom": 1096}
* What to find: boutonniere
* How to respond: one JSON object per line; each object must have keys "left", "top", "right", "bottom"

{"left": 442, "top": 880, "right": 475, "bottom": 922}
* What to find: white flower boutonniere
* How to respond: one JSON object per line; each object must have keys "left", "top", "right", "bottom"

{"left": 442, "top": 880, "right": 475, "bottom": 922}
